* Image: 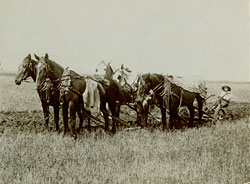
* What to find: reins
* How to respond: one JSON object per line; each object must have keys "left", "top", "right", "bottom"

{"left": 151, "top": 80, "right": 165, "bottom": 94}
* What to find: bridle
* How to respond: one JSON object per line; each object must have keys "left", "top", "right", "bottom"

{"left": 162, "top": 78, "right": 184, "bottom": 111}
{"left": 36, "top": 59, "right": 55, "bottom": 92}
{"left": 18, "top": 59, "right": 35, "bottom": 82}
{"left": 137, "top": 74, "right": 164, "bottom": 100}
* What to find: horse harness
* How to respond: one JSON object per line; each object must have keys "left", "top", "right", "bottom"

{"left": 162, "top": 80, "right": 184, "bottom": 111}
{"left": 60, "top": 68, "right": 84, "bottom": 98}
{"left": 36, "top": 60, "right": 61, "bottom": 103}
{"left": 36, "top": 77, "right": 60, "bottom": 103}
{"left": 145, "top": 78, "right": 184, "bottom": 111}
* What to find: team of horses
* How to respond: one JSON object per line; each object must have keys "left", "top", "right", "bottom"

{"left": 15, "top": 53, "right": 207, "bottom": 138}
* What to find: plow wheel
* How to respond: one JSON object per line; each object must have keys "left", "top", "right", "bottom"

{"left": 214, "top": 109, "right": 233, "bottom": 121}
{"left": 215, "top": 109, "right": 226, "bottom": 120}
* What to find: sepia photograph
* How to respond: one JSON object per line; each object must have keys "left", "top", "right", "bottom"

{"left": 0, "top": 0, "right": 249, "bottom": 183}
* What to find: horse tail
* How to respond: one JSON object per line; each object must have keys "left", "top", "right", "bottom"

{"left": 97, "top": 83, "right": 105, "bottom": 96}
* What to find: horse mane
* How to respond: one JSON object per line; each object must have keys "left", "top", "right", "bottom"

{"left": 142, "top": 73, "right": 164, "bottom": 86}
{"left": 46, "top": 59, "right": 64, "bottom": 80}
{"left": 47, "top": 59, "right": 63, "bottom": 71}
{"left": 23, "top": 54, "right": 37, "bottom": 66}
{"left": 27, "top": 58, "right": 38, "bottom": 82}
{"left": 30, "top": 59, "right": 38, "bottom": 66}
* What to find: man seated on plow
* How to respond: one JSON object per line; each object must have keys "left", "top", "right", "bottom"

{"left": 209, "top": 85, "right": 232, "bottom": 119}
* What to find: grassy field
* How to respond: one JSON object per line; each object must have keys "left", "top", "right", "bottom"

{"left": 0, "top": 76, "right": 250, "bottom": 183}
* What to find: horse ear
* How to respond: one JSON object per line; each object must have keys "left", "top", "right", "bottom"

{"left": 34, "top": 54, "right": 40, "bottom": 61}
{"left": 114, "top": 68, "right": 119, "bottom": 74}
{"left": 147, "top": 75, "right": 152, "bottom": 84}
{"left": 125, "top": 67, "right": 131, "bottom": 73}
{"left": 44, "top": 53, "right": 49, "bottom": 61}
{"left": 27, "top": 54, "right": 31, "bottom": 60}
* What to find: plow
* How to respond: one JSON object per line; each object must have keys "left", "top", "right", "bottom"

{"left": 178, "top": 94, "right": 234, "bottom": 125}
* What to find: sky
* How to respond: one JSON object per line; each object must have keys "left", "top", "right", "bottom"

{"left": 0, "top": 0, "right": 249, "bottom": 81}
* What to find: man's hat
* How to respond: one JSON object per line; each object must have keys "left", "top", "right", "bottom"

{"left": 222, "top": 85, "right": 231, "bottom": 91}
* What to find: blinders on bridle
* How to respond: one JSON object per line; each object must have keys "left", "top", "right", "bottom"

{"left": 138, "top": 76, "right": 151, "bottom": 97}
{"left": 39, "top": 58, "right": 53, "bottom": 78}
{"left": 19, "top": 59, "right": 34, "bottom": 81}
{"left": 36, "top": 58, "right": 53, "bottom": 92}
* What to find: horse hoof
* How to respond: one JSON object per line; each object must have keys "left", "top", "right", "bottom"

{"left": 45, "top": 125, "right": 49, "bottom": 130}
{"left": 63, "top": 130, "right": 69, "bottom": 137}
{"left": 77, "top": 128, "right": 82, "bottom": 134}
{"left": 62, "top": 133, "right": 66, "bottom": 138}
{"left": 64, "top": 128, "right": 69, "bottom": 133}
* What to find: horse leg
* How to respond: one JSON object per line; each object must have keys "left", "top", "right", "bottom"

{"left": 161, "top": 107, "right": 167, "bottom": 131}
{"left": 169, "top": 110, "right": 174, "bottom": 130}
{"left": 187, "top": 105, "right": 194, "bottom": 127}
{"left": 53, "top": 105, "right": 60, "bottom": 132}
{"left": 41, "top": 101, "right": 49, "bottom": 130}
{"left": 136, "top": 103, "right": 143, "bottom": 127}
{"left": 165, "top": 108, "right": 170, "bottom": 130}
{"left": 86, "top": 110, "right": 91, "bottom": 132}
{"left": 141, "top": 106, "right": 149, "bottom": 128}
{"left": 109, "top": 101, "right": 118, "bottom": 134}
{"left": 69, "top": 101, "right": 77, "bottom": 139}
{"left": 78, "top": 95, "right": 88, "bottom": 133}
{"left": 78, "top": 109, "right": 91, "bottom": 133}
{"left": 197, "top": 96, "right": 203, "bottom": 122}
{"left": 77, "top": 110, "right": 83, "bottom": 133}
{"left": 169, "top": 101, "right": 179, "bottom": 129}
{"left": 62, "top": 102, "right": 69, "bottom": 134}
{"left": 100, "top": 101, "right": 109, "bottom": 132}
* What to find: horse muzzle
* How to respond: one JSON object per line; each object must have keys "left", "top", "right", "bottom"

{"left": 15, "top": 79, "right": 21, "bottom": 85}
{"left": 142, "top": 96, "right": 151, "bottom": 110}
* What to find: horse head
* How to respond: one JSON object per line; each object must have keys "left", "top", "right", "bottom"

{"left": 36, "top": 53, "right": 64, "bottom": 89}
{"left": 135, "top": 73, "right": 152, "bottom": 104}
{"left": 36, "top": 53, "right": 64, "bottom": 103}
{"left": 114, "top": 64, "right": 132, "bottom": 86}
{"left": 95, "top": 60, "right": 118, "bottom": 79}
{"left": 36, "top": 54, "right": 52, "bottom": 92}
{"left": 15, "top": 54, "right": 38, "bottom": 85}
{"left": 135, "top": 73, "right": 165, "bottom": 126}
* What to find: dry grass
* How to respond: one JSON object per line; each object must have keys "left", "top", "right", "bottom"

{"left": 0, "top": 76, "right": 250, "bottom": 183}
{"left": 0, "top": 121, "right": 249, "bottom": 184}
{"left": 0, "top": 76, "right": 41, "bottom": 112}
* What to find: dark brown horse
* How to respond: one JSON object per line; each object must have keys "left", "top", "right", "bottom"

{"left": 36, "top": 56, "right": 130, "bottom": 136}
{"left": 95, "top": 62, "right": 135, "bottom": 132}
{"left": 135, "top": 73, "right": 166, "bottom": 128}
{"left": 37, "top": 54, "right": 104, "bottom": 137}
{"left": 60, "top": 66, "right": 126, "bottom": 134}
{"left": 35, "top": 53, "right": 66, "bottom": 132}
{"left": 60, "top": 67, "right": 95, "bottom": 137}
{"left": 161, "top": 77, "right": 204, "bottom": 129}
{"left": 15, "top": 54, "right": 60, "bottom": 131}
{"left": 136, "top": 73, "right": 204, "bottom": 130}
{"left": 15, "top": 54, "right": 37, "bottom": 84}
{"left": 98, "top": 78, "right": 121, "bottom": 133}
